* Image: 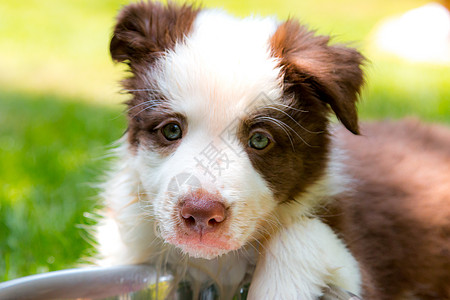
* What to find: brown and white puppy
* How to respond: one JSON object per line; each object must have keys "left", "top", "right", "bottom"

{"left": 95, "top": 2, "right": 450, "bottom": 299}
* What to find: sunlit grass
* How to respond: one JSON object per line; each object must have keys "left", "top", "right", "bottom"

{"left": 361, "top": 54, "right": 450, "bottom": 123}
{"left": 0, "top": 90, "right": 125, "bottom": 280}
{"left": 0, "top": 0, "right": 448, "bottom": 281}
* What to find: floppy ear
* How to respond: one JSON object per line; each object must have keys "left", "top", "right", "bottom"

{"left": 271, "top": 20, "right": 365, "bottom": 134}
{"left": 110, "top": 1, "right": 199, "bottom": 64}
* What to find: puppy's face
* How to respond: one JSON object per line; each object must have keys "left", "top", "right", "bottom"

{"left": 111, "top": 2, "right": 364, "bottom": 259}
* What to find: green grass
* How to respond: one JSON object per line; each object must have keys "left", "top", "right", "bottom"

{"left": 0, "top": 0, "right": 449, "bottom": 281}
{"left": 0, "top": 91, "right": 125, "bottom": 280}
{"left": 361, "top": 56, "right": 450, "bottom": 123}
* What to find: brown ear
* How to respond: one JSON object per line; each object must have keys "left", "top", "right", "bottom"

{"left": 110, "top": 1, "right": 199, "bottom": 63}
{"left": 271, "top": 20, "right": 365, "bottom": 134}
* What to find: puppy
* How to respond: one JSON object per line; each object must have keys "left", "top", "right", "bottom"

{"left": 95, "top": 1, "right": 450, "bottom": 299}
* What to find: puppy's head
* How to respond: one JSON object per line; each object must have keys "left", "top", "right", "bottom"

{"left": 110, "top": 1, "right": 364, "bottom": 259}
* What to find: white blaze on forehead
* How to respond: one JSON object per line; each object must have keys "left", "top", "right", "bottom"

{"left": 152, "top": 10, "right": 283, "bottom": 133}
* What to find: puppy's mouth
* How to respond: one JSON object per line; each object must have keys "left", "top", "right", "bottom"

{"left": 166, "top": 232, "right": 240, "bottom": 259}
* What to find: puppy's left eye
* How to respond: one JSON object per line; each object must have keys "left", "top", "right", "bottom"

{"left": 162, "top": 123, "right": 182, "bottom": 141}
{"left": 249, "top": 132, "right": 270, "bottom": 150}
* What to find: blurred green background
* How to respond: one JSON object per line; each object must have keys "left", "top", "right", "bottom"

{"left": 0, "top": 0, "right": 449, "bottom": 281}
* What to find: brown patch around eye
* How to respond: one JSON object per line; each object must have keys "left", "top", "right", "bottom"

{"left": 157, "top": 119, "right": 183, "bottom": 141}
{"left": 239, "top": 101, "right": 330, "bottom": 203}
{"left": 128, "top": 111, "right": 186, "bottom": 155}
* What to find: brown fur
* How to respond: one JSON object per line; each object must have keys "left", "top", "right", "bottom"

{"left": 131, "top": 109, "right": 187, "bottom": 155}
{"left": 110, "top": 1, "right": 199, "bottom": 64}
{"left": 270, "top": 20, "right": 365, "bottom": 135}
{"left": 322, "top": 119, "right": 450, "bottom": 299}
{"left": 239, "top": 103, "right": 331, "bottom": 203}
{"left": 110, "top": 1, "right": 199, "bottom": 148}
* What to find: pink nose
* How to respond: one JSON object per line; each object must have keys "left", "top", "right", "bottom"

{"left": 180, "top": 198, "right": 226, "bottom": 232}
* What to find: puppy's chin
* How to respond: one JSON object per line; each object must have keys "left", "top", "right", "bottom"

{"left": 166, "top": 236, "right": 241, "bottom": 260}
{"left": 177, "top": 244, "right": 235, "bottom": 260}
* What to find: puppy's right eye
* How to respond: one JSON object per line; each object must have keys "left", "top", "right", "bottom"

{"left": 162, "top": 123, "right": 182, "bottom": 141}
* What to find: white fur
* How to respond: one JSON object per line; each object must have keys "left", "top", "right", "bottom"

{"left": 96, "top": 9, "right": 361, "bottom": 299}
{"left": 152, "top": 10, "right": 282, "bottom": 127}
{"left": 249, "top": 217, "right": 360, "bottom": 300}
{"left": 247, "top": 146, "right": 361, "bottom": 299}
{"left": 96, "top": 141, "right": 157, "bottom": 266}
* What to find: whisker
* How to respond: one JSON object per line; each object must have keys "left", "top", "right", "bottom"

{"left": 127, "top": 98, "right": 163, "bottom": 112}
{"left": 131, "top": 103, "right": 163, "bottom": 118}
{"left": 121, "top": 88, "right": 159, "bottom": 93}
{"left": 264, "top": 105, "right": 323, "bottom": 134}
{"left": 255, "top": 116, "right": 295, "bottom": 150}
{"left": 129, "top": 98, "right": 163, "bottom": 111}
{"left": 256, "top": 116, "right": 314, "bottom": 148}
{"left": 246, "top": 240, "right": 263, "bottom": 256}
{"left": 270, "top": 102, "right": 309, "bottom": 113}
